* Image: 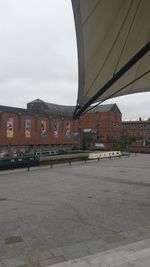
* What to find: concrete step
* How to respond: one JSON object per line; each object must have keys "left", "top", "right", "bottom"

{"left": 47, "top": 238, "right": 150, "bottom": 267}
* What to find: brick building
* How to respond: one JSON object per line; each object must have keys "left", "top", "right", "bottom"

{"left": 75, "top": 104, "right": 122, "bottom": 150}
{"left": 122, "top": 119, "right": 150, "bottom": 140}
{"left": 122, "top": 119, "right": 150, "bottom": 153}
{"left": 0, "top": 102, "right": 74, "bottom": 154}
{"left": 0, "top": 99, "right": 122, "bottom": 154}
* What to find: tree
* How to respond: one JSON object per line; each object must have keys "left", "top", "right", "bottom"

{"left": 116, "top": 136, "right": 137, "bottom": 150}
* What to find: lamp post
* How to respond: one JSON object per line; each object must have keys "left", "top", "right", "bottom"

{"left": 49, "top": 115, "right": 52, "bottom": 151}
{"left": 61, "top": 117, "right": 64, "bottom": 151}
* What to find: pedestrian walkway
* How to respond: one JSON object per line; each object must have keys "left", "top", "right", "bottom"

{"left": 1, "top": 238, "right": 150, "bottom": 267}
{"left": 48, "top": 238, "right": 150, "bottom": 267}
{"left": 1, "top": 154, "right": 150, "bottom": 266}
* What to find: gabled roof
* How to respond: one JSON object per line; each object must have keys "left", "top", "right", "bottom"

{"left": 28, "top": 99, "right": 121, "bottom": 115}
{"left": 44, "top": 102, "right": 75, "bottom": 115}
{"left": 89, "top": 103, "right": 121, "bottom": 113}
{"left": 29, "top": 99, "right": 43, "bottom": 103}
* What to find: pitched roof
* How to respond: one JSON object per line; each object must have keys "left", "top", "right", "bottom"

{"left": 28, "top": 99, "right": 121, "bottom": 115}
{"left": 44, "top": 102, "right": 121, "bottom": 114}
{"left": 89, "top": 103, "right": 121, "bottom": 113}
{"left": 45, "top": 102, "right": 75, "bottom": 115}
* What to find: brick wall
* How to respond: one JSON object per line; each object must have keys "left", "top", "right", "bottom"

{"left": 0, "top": 105, "right": 122, "bottom": 151}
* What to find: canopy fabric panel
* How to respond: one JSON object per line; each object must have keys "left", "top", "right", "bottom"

{"left": 71, "top": 0, "right": 150, "bottom": 112}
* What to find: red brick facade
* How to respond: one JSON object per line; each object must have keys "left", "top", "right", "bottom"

{"left": 74, "top": 110, "right": 122, "bottom": 149}
{"left": 1, "top": 100, "right": 149, "bottom": 154}
{"left": 0, "top": 100, "right": 122, "bottom": 153}
{"left": 122, "top": 120, "right": 150, "bottom": 140}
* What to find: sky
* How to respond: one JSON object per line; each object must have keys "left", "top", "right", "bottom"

{"left": 0, "top": 0, "right": 150, "bottom": 121}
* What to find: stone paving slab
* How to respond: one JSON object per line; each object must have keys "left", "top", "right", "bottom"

{"left": 45, "top": 244, "right": 150, "bottom": 267}
{"left": 0, "top": 236, "right": 150, "bottom": 265}
{"left": 1, "top": 239, "right": 150, "bottom": 267}
{"left": 1, "top": 258, "right": 26, "bottom": 267}
{"left": 40, "top": 256, "right": 66, "bottom": 266}
{"left": 132, "top": 255, "right": 150, "bottom": 266}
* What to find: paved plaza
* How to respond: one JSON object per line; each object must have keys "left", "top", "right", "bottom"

{"left": 0, "top": 154, "right": 150, "bottom": 266}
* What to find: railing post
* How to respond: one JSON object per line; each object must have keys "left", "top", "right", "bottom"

{"left": 27, "top": 165, "right": 30, "bottom": 172}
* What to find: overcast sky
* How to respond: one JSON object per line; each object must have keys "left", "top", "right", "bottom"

{"left": 0, "top": 0, "right": 150, "bottom": 120}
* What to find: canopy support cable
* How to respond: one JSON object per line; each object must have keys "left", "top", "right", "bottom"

{"left": 82, "top": 69, "right": 150, "bottom": 115}
{"left": 73, "top": 42, "right": 150, "bottom": 119}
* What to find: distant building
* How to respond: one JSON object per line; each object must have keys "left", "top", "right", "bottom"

{"left": 122, "top": 119, "right": 150, "bottom": 153}
{"left": 0, "top": 99, "right": 122, "bottom": 153}
{"left": 75, "top": 103, "right": 122, "bottom": 150}
{"left": 122, "top": 119, "right": 150, "bottom": 140}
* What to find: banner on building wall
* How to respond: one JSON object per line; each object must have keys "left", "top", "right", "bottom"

{"left": 40, "top": 121, "right": 46, "bottom": 138}
{"left": 74, "top": 132, "right": 79, "bottom": 141}
{"left": 66, "top": 122, "right": 70, "bottom": 140}
{"left": 53, "top": 122, "right": 60, "bottom": 138}
{"left": 7, "top": 118, "right": 14, "bottom": 138}
{"left": 25, "top": 119, "right": 31, "bottom": 138}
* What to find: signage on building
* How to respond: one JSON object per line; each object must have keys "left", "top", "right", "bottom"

{"left": 53, "top": 122, "right": 60, "bottom": 138}
{"left": 40, "top": 121, "right": 46, "bottom": 138}
{"left": 65, "top": 122, "right": 70, "bottom": 140}
{"left": 7, "top": 118, "right": 14, "bottom": 138}
{"left": 25, "top": 119, "right": 31, "bottom": 138}
{"left": 74, "top": 132, "right": 79, "bottom": 141}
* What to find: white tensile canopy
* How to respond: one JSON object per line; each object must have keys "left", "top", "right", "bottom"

{"left": 71, "top": 0, "right": 150, "bottom": 118}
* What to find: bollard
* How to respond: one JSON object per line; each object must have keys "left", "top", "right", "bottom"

{"left": 50, "top": 162, "right": 53, "bottom": 168}
{"left": 27, "top": 165, "right": 30, "bottom": 172}
{"left": 69, "top": 161, "right": 71, "bottom": 167}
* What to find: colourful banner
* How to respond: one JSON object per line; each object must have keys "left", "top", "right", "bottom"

{"left": 66, "top": 122, "right": 70, "bottom": 140}
{"left": 25, "top": 119, "right": 31, "bottom": 138}
{"left": 40, "top": 121, "right": 46, "bottom": 138}
{"left": 7, "top": 118, "right": 14, "bottom": 138}
{"left": 74, "top": 132, "right": 79, "bottom": 141}
{"left": 53, "top": 122, "right": 60, "bottom": 138}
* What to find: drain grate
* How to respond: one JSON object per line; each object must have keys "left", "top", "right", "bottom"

{"left": 5, "top": 235, "right": 23, "bottom": 245}
{"left": 0, "top": 198, "right": 7, "bottom": 201}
